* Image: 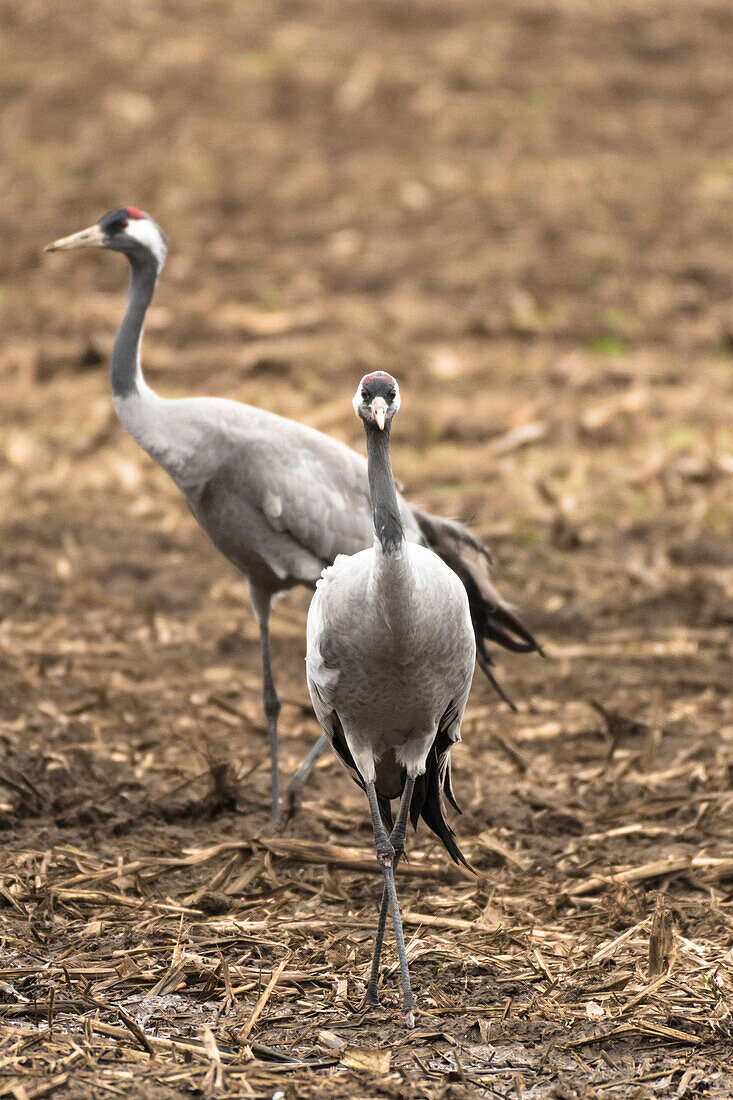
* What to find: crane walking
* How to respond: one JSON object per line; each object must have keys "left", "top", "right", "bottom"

{"left": 45, "top": 207, "right": 540, "bottom": 822}
{"left": 306, "top": 371, "right": 476, "bottom": 1025}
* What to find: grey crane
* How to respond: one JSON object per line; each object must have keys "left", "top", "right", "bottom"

{"left": 45, "top": 207, "right": 540, "bottom": 822}
{"left": 306, "top": 371, "right": 476, "bottom": 1026}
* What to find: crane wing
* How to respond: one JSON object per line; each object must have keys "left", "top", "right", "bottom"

{"left": 250, "top": 433, "right": 375, "bottom": 564}
{"left": 304, "top": 575, "right": 365, "bottom": 790}
{"left": 165, "top": 398, "right": 422, "bottom": 586}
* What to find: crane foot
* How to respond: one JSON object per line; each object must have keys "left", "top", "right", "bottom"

{"left": 274, "top": 783, "right": 302, "bottom": 832}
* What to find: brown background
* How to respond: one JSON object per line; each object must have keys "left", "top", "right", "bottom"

{"left": 1, "top": 0, "right": 733, "bottom": 1095}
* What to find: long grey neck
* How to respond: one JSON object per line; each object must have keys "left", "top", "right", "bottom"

{"left": 364, "top": 421, "right": 405, "bottom": 555}
{"left": 111, "top": 253, "right": 159, "bottom": 399}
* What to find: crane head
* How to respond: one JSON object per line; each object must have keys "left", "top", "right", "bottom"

{"left": 353, "top": 371, "right": 401, "bottom": 431}
{"left": 45, "top": 207, "right": 168, "bottom": 271}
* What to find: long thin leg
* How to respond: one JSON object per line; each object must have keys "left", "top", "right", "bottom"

{"left": 277, "top": 733, "right": 330, "bottom": 828}
{"left": 248, "top": 585, "right": 280, "bottom": 822}
{"left": 366, "top": 890, "right": 391, "bottom": 1005}
{"left": 365, "top": 779, "right": 416, "bottom": 1026}
{"left": 366, "top": 777, "right": 416, "bottom": 1006}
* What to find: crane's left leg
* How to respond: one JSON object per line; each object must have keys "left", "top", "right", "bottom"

{"left": 277, "top": 733, "right": 330, "bottom": 827}
{"left": 365, "top": 778, "right": 416, "bottom": 1027}
{"left": 248, "top": 584, "right": 280, "bottom": 821}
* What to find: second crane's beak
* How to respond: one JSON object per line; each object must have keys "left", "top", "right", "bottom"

{"left": 370, "top": 397, "right": 387, "bottom": 431}
{"left": 44, "top": 224, "right": 107, "bottom": 253}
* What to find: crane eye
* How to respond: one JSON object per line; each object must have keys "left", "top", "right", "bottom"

{"left": 387, "top": 390, "right": 396, "bottom": 402}
{"left": 361, "top": 388, "right": 368, "bottom": 401}
{"left": 117, "top": 219, "right": 129, "bottom": 232}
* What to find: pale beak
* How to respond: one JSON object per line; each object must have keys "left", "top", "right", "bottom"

{"left": 370, "top": 397, "right": 387, "bottom": 430}
{"left": 44, "top": 223, "right": 107, "bottom": 252}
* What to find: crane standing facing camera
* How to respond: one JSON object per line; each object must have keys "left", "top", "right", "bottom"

{"left": 306, "top": 371, "right": 476, "bottom": 1027}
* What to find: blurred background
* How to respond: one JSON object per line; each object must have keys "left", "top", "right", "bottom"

{"left": 1, "top": 0, "right": 733, "bottom": 1087}
{"left": 2, "top": 0, "right": 732, "bottom": 749}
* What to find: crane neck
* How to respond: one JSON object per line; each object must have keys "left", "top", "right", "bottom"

{"left": 111, "top": 252, "right": 159, "bottom": 400}
{"left": 364, "top": 420, "right": 405, "bottom": 556}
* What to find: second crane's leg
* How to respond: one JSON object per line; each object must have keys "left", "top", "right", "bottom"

{"left": 366, "top": 779, "right": 416, "bottom": 1027}
{"left": 248, "top": 584, "right": 280, "bottom": 821}
{"left": 366, "top": 777, "right": 415, "bottom": 1007}
{"left": 278, "top": 733, "right": 330, "bottom": 826}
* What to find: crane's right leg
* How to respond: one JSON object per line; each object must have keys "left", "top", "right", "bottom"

{"left": 365, "top": 779, "right": 416, "bottom": 1027}
{"left": 365, "top": 777, "right": 415, "bottom": 1008}
{"left": 248, "top": 584, "right": 280, "bottom": 822}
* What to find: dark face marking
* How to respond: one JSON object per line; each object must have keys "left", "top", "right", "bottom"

{"left": 95, "top": 207, "right": 167, "bottom": 268}
{"left": 98, "top": 206, "right": 133, "bottom": 241}
{"left": 353, "top": 370, "right": 400, "bottom": 429}
{"left": 359, "top": 372, "right": 398, "bottom": 405}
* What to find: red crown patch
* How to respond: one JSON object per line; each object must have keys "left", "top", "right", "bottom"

{"left": 362, "top": 371, "right": 395, "bottom": 384}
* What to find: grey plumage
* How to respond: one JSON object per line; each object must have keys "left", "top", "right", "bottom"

{"left": 46, "top": 208, "right": 540, "bottom": 822}
{"left": 306, "top": 371, "right": 476, "bottom": 1025}
{"left": 306, "top": 538, "right": 475, "bottom": 847}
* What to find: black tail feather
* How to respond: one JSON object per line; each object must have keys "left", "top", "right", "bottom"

{"left": 476, "top": 641, "right": 517, "bottom": 711}
{"left": 404, "top": 705, "right": 472, "bottom": 871}
{"left": 409, "top": 749, "right": 471, "bottom": 870}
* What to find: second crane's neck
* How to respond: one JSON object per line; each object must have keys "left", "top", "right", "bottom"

{"left": 365, "top": 421, "right": 405, "bottom": 556}
{"left": 111, "top": 252, "right": 160, "bottom": 402}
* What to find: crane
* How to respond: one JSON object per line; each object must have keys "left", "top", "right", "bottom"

{"left": 306, "top": 370, "right": 476, "bottom": 1026}
{"left": 45, "top": 207, "right": 541, "bottom": 822}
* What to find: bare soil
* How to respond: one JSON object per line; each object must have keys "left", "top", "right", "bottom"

{"left": 1, "top": 0, "right": 733, "bottom": 1095}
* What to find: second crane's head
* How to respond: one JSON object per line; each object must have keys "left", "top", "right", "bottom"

{"left": 353, "top": 372, "right": 401, "bottom": 432}
{"left": 45, "top": 207, "right": 168, "bottom": 273}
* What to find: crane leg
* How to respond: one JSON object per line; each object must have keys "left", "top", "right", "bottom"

{"left": 365, "top": 776, "right": 415, "bottom": 1007}
{"left": 248, "top": 585, "right": 280, "bottom": 822}
{"left": 277, "top": 733, "right": 330, "bottom": 827}
{"left": 365, "top": 779, "right": 416, "bottom": 1027}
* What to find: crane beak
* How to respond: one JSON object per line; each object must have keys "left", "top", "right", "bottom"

{"left": 370, "top": 398, "right": 387, "bottom": 431}
{"left": 44, "top": 224, "right": 107, "bottom": 252}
